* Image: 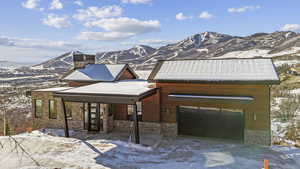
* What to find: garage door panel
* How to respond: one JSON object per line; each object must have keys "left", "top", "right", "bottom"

{"left": 178, "top": 106, "right": 244, "bottom": 141}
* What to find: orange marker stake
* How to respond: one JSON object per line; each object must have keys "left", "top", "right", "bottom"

{"left": 264, "top": 159, "right": 268, "bottom": 169}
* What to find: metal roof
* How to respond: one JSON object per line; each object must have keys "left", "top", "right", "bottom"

{"left": 54, "top": 80, "right": 157, "bottom": 104}
{"left": 62, "top": 64, "right": 136, "bottom": 82}
{"left": 33, "top": 87, "right": 73, "bottom": 92}
{"left": 148, "top": 58, "right": 280, "bottom": 84}
{"left": 55, "top": 79, "right": 155, "bottom": 97}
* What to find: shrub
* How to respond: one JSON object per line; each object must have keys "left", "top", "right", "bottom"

{"left": 275, "top": 97, "right": 299, "bottom": 122}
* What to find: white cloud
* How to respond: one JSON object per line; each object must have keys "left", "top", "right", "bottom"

{"left": 176, "top": 12, "right": 192, "bottom": 20}
{"left": 79, "top": 17, "right": 160, "bottom": 41}
{"left": 0, "top": 35, "right": 81, "bottom": 51}
{"left": 22, "top": 0, "right": 43, "bottom": 11}
{"left": 84, "top": 17, "right": 160, "bottom": 34}
{"left": 73, "top": 5, "right": 123, "bottom": 21}
{"left": 121, "top": 0, "right": 151, "bottom": 4}
{"left": 42, "top": 14, "right": 71, "bottom": 29}
{"left": 50, "top": 0, "right": 63, "bottom": 10}
{"left": 228, "top": 5, "right": 261, "bottom": 13}
{"left": 74, "top": 0, "right": 83, "bottom": 6}
{"left": 77, "top": 31, "right": 135, "bottom": 41}
{"left": 199, "top": 11, "right": 213, "bottom": 19}
{"left": 281, "top": 24, "right": 300, "bottom": 31}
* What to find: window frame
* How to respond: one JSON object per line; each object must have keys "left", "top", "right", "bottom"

{"left": 65, "top": 102, "right": 72, "bottom": 119}
{"left": 48, "top": 99, "right": 57, "bottom": 119}
{"left": 34, "top": 99, "right": 43, "bottom": 118}
{"left": 127, "top": 103, "right": 142, "bottom": 121}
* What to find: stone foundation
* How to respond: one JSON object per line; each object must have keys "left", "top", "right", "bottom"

{"left": 244, "top": 129, "right": 271, "bottom": 146}
{"left": 113, "top": 120, "right": 177, "bottom": 136}
{"left": 33, "top": 118, "right": 83, "bottom": 131}
{"left": 161, "top": 123, "right": 177, "bottom": 136}
{"left": 113, "top": 120, "right": 161, "bottom": 134}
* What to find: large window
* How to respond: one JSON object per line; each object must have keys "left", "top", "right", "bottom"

{"left": 65, "top": 102, "right": 72, "bottom": 119}
{"left": 127, "top": 105, "right": 134, "bottom": 120}
{"left": 35, "top": 99, "right": 43, "bottom": 118}
{"left": 49, "top": 100, "right": 57, "bottom": 119}
{"left": 127, "top": 102, "right": 142, "bottom": 121}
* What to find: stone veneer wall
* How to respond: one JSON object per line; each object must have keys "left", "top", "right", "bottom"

{"left": 161, "top": 123, "right": 177, "bottom": 136}
{"left": 31, "top": 91, "right": 84, "bottom": 131}
{"left": 244, "top": 129, "right": 271, "bottom": 146}
{"left": 113, "top": 120, "right": 177, "bottom": 136}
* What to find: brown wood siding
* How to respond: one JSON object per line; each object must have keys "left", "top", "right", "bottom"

{"left": 141, "top": 90, "right": 160, "bottom": 122}
{"left": 118, "top": 68, "right": 136, "bottom": 80}
{"left": 112, "top": 104, "right": 128, "bottom": 120}
{"left": 68, "top": 81, "right": 94, "bottom": 87}
{"left": 157, "top": 83, "right": 270, "bottom": 131}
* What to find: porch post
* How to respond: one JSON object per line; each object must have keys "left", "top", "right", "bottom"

{"left": 62, "top": 98, "right": 69, "bottom": 137}
{"left": 133, "top": 103, "right": 140, "bottom": 144}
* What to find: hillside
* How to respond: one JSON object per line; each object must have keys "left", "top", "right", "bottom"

{"left": 32, "top": 31, "right": 300, "bottom": 70}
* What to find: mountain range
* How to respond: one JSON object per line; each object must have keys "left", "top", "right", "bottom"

{"left": 34, "top": 31, "right": 300, "bottom": 70}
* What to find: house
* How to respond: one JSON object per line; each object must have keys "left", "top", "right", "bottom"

{"left": 287, "top": 67, "right": 300, "bottom": 76}
{"left": 30, "top": 54, "right": 280, "bottom": 146}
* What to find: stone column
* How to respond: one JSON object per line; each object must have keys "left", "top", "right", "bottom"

{"left": 102, "top": 104, "right": 109, "bottom": 133}
{"left": 244, "top": 129, "right": 271, "bottom": 146}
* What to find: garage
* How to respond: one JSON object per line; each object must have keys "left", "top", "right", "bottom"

{"left": 177, "top": 106, "right": 244, "bottom": 141}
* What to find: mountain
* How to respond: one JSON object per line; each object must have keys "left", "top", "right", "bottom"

{"left": 34, "top": 31, "right": 300, "bottom": 70}
{"left": 0, "top": 61, "right": 33, "bottom": 69}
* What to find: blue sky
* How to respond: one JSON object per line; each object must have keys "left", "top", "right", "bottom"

{"left": 0, "top": 0, "right": 299, "bottom": 63}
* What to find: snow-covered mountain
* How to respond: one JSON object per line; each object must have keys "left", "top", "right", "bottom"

{"left": 0, "top": 61, "right": 33, "bottom": 69}
{"left": 34, "top": 31, "right": 300, "bottom": 70}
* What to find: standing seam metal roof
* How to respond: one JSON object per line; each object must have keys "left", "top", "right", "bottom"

{"left": 148, "top": 59, "right": 280, "bottom": 84}
{"left": 62, "top": 64, "right": 128, "bottom": 82}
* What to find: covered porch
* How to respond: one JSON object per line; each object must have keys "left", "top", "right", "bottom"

{"left": 53, "top": 80, "right": 158, "bottom": 144}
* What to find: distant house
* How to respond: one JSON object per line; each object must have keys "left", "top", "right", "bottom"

{"left": 287, "top": 67, "right": 300, "bottom": 75}
{"left": 30, "top": 55, "right": 280, "bottom": 146}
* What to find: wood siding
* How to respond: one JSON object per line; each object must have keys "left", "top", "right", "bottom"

{"left": 112, "top": 104, "right": 128, "bottom": 120}
{"left": 68, "top": 81, "right": 94, "bottom": 87}
{"left": 141, "top": 91, "right": 161, "bottom": 122}
{"left": 156, "top": 83, "right": 270, "bottom": 131}
{"left": 117, "top": 68, "right": 136, "bottom": 80}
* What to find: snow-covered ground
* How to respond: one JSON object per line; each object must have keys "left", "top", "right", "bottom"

{"left": 0, "top": 129, "right": 299, "bottom": 169}
{"left": 216, "top": 47, "right": 300, "bottom": 59}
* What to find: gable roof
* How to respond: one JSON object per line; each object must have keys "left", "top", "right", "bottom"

{"left": 62, "top": 64, "right": 138, "bottom": 82}
{"left": 148, "top": 58, "right": 280, "bottom": 84}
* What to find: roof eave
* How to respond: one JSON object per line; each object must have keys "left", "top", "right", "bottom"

{"left": 151, "top": 79, "right": 281, "bottom": 85}
{"left": 61, "top": 79, "right": 114, "bottom": 83}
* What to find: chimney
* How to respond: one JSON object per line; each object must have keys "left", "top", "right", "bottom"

{"left": 73, "top": 53, "right": 96, "bottom": 69}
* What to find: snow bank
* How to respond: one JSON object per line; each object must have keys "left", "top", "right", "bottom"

{"left": 110, "top": 140, "right": 153, "bottom": 152}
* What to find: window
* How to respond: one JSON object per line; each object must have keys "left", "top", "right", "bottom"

{"left": 127, "top": 105, "right": 134, "bottom": 120}
{"left": 65, "top": 102, "right": 72, "bottom": 118}
{"left": 35, "top": 99, "right": 43, "bottom": 118}
{"left": 127, "top": 103, "right": 142, "bottom": 121}
{"left": 137, "top": 102, "right": 142, "bottom": 120}
{"left": 49, "top": 100, "right": 57, "bottom": 119}
{"left": 84, "top": 103, "right": 88, "bottom": 130}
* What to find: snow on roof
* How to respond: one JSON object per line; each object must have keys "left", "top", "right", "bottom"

{"left": 135, "top": 70, "right": 151, "bottom": 80}
{"left": 149, "top": 59, "right": 280, "bottom": 83}
{"left": 63, "top": 64, "right": 127, "bottom": 82}
{"left": 33, "top": 87, "right": 73, "bottom": 92}
{"left": 56, "top": 79, "right": 155, "bottom": 96}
